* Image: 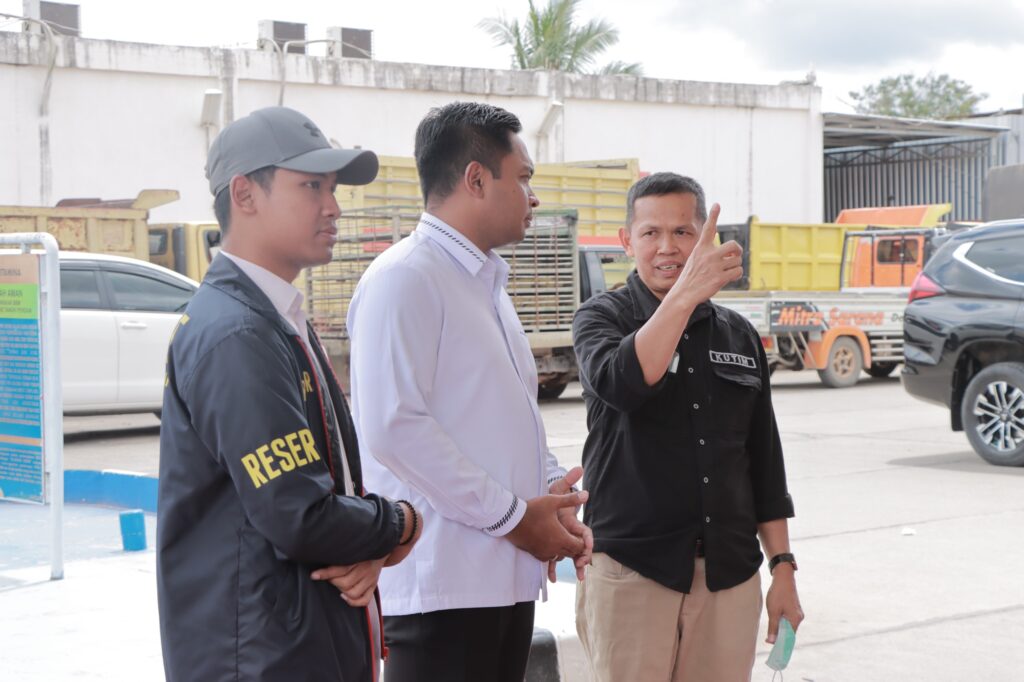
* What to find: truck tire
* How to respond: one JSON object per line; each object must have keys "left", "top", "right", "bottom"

{"left": 817, "top": 337, "right": 862, "bottom": 388}
{"left": 537, "top": 380, "right": 569, "bottom": 401}
{"left": 866, "top": 361, "right": 898, "bottom": 378}
{"left": 960, "top": 362, "right": 1024, "bottom": 466}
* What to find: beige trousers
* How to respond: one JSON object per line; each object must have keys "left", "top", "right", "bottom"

{"left": 576, "top": 553, "right": 762, "bottom": 682}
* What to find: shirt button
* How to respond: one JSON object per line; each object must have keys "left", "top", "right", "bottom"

{"left": 684, "top": 333, "right": 689, "bottom": 340}
{"left": 699, "top": 439, "right": 706, "bottom": 445}
{"left": 688, "top": 367, "right": 694, "bottom": 374}
{"left": 705, "top": 516, "right": 711, "bottom": 523}
{"left": 703, "top": 477, "right": 709, "bottom": 484}
{"left": 693, "top": 403, "right": 700, "bottom": 410}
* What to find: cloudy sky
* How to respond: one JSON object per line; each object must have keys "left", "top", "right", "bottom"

{"left": 2, "top": 0, "right": 1021, "bottom": 112}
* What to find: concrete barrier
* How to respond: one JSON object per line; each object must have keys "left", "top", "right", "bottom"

{"left": 529, "top": 562, "right": 593, "bottom": 682}
{"left": 64, "top": 470, "right": 157, "bottom": 512}
{"left": 527, "top": 628, "right": 561, "bottom": 681}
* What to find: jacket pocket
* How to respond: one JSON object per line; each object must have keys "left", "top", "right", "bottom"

{"left": 236, "top": 526, "right": 302, "bottom": 643}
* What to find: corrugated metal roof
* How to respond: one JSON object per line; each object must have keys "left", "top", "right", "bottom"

{"left": 824, "top": 112, "right": 1008, "bottom": 149}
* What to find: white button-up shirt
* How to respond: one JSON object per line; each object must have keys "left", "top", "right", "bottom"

{"left": 348, "top": 213, "right": 567, "bottom": 615}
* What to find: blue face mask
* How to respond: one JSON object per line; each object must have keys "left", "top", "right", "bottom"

{"left": 766, "top": 617, "right": 796, "bottom": 672}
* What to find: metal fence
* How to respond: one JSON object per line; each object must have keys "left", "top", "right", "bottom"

{"left": 304, "top": 206, "right": 420, "bottom": 342}
{"left": 303, "top": 207, "right": 579, "bottom": 343}
{"left": 824, "top": 137, "right": 1006, "bottom": 222}
{"left": 498, "top": 213, "right": 578, "bottom": 334}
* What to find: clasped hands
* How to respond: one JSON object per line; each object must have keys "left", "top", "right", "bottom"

{"left": 312, "top": 468, "right": 593, "bottom": 605}
{"left": 506, "top": 466, "right": 593, "bottom": 583}
{"left": 310, "top": 500, "right": 421, "bottom": 607}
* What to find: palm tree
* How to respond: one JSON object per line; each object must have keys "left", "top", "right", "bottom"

{"left": 479, "top": 0, "right": 642, "bottom": 76}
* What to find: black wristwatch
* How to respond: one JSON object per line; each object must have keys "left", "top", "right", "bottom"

{"left": 768, "top": 552, "right": 797, "bottom": 574}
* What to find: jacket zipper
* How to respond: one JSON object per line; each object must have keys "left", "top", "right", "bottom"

{"left": 296, "top": 334, "right": 386, "bottom": 679}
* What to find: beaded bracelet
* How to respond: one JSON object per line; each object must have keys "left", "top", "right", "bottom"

{"left": 396, "top": 500, "right": 418, "bottom": 546}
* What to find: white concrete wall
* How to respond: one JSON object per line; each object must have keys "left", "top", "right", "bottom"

{"left": 2, "top": 32, "right": 823, "bottom": 224}
{"left": 985, "top": 113, "right": 1024, "bottom": 165}
{"left": 562, "top": 100, "right": 822, "bottom": 223}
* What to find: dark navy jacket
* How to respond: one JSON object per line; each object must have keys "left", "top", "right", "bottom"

{"left": 157, "top": 255, "right": 402, "bottom": 681}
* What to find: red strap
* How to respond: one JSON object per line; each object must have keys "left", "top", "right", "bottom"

{"left": 294, "top": 336, "right": 336, "bottom": 485}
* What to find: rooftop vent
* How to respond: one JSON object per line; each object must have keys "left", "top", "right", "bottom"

{"left": 326, "top": 26, "right": 372, "bottom": 59}
{"left": 258, "top": 20, "right": 307, "bottom": 54}
{"left": 22, "top": 0, "right": 80, "bottom": 36}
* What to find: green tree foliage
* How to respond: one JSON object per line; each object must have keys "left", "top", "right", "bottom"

{"left": 479, "top": 0, "right": 642, "bottom": 75}
{"left": 849, "top": 73, "right": 986, "bottom": 120}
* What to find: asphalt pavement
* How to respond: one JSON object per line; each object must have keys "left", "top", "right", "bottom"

{"left": 1, "top": 371, "right": 1022, "bottom": 680}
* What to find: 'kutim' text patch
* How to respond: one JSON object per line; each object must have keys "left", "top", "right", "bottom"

{"left": 709, "top": 350, "right": 757, "bottom": 370}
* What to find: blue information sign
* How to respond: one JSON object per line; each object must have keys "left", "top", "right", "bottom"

{"left": 0, "top": 254, "right": 44, "bottom": 503}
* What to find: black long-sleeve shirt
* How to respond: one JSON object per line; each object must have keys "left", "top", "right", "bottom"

{"left": 573, "top": 271, "right": 794, "bottom": 593}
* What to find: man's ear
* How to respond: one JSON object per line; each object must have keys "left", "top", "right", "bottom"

{"left": 464, "top": 161, "right": 486, "bottom": 199}
{"left": 619, "top": 225, "right": 634, "bottom": 257}
{"left": 230, "top": 175, "right": 258, "bottom": 216}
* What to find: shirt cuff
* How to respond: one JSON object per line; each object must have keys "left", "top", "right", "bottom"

{"left": 755, "top": 493, "right": 796, "bottom": 523}
{"left": 546, "top": 468, "right": 569, "bottom": 489}
{"left": 482, "top": 493, "right": 527, "bottom": 538}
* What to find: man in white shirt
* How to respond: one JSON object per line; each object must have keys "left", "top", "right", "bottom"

{"left": 348, "top": 101, "right": 592, "bottom": 682}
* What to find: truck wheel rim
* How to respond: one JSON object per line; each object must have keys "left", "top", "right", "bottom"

{"left": 833, "top": 347, "right": 855, "bottom": 377}
{"left": 973, "top": 380, "right": 1024, "bottom": 452}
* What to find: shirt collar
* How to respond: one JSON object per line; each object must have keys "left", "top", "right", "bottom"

{"left": 219, "top": 250, "right": 305, "bottom": 324}
{"left": 625, "top": 269, "right": 714, "bottom": 326}
{"left": 417, "top": 213, "right": 489, "bottom": 277}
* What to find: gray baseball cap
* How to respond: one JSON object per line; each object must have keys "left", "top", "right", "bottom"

{"left": 205, "top": 106, "right": 379, "bottom": 196}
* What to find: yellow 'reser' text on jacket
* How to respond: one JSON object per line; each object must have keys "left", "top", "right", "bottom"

{"left": 240, "top": 429, "right": 322, "bottom": 489}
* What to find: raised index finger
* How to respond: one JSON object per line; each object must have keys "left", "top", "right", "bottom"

{"left": 698, "top": 202, "right": 721, "bottom": 246}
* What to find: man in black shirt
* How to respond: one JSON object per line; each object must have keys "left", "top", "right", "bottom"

{"left": 573, "top": 172, "right": 804, "bottom": 681}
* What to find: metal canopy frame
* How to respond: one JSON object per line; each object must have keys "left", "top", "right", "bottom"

{"left": 823, "top": 113, "right": 1011, "bottom": 222}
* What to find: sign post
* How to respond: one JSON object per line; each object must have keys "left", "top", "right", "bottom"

{"left": 0, "top": 233, "right": 63, "bottom": 580}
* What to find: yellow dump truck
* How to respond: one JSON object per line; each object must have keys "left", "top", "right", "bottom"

{"left": 147, "top": 221, "right": 222, "bottom": 281}
{"left": 146, "top": 157, "right": 638, "bottom": 285}
{"left": 0, "top": 190, "right": 221, "bottom": 284}
{"left": 581, "top": 204, "right": 955, "bottom": 293}
{"left": 0, "top": 190, "right": 179, "bottom": 260}
{"left": 337, "top": 155, "right": 639, "bottom": 236}
{"left": 718, "top": 216, "right": 895, "bottom": 291}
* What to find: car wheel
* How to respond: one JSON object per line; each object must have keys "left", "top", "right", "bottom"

{"left": 866, "top": 361, "right": 898, "bottom": 378}
{"left": 961, "top": 362, "right": 1024, "bottom": 466}
{"left": 817, "top": 337, "right": 862, "bottom": 388}
{"left": 537, "top": 381, "right": 568, "bottom": 401}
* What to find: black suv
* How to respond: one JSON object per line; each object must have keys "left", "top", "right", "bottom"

{"left": 902, "top": 220, "right": 1024, "bottom": 466}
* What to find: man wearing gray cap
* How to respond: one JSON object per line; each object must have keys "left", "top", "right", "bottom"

{"left": 157, "top": 106, "right": 422, "bottom": 682}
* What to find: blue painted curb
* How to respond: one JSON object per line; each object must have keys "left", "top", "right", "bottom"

{"left": 64, "top": 470, "right": 158, "bottom": 513}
